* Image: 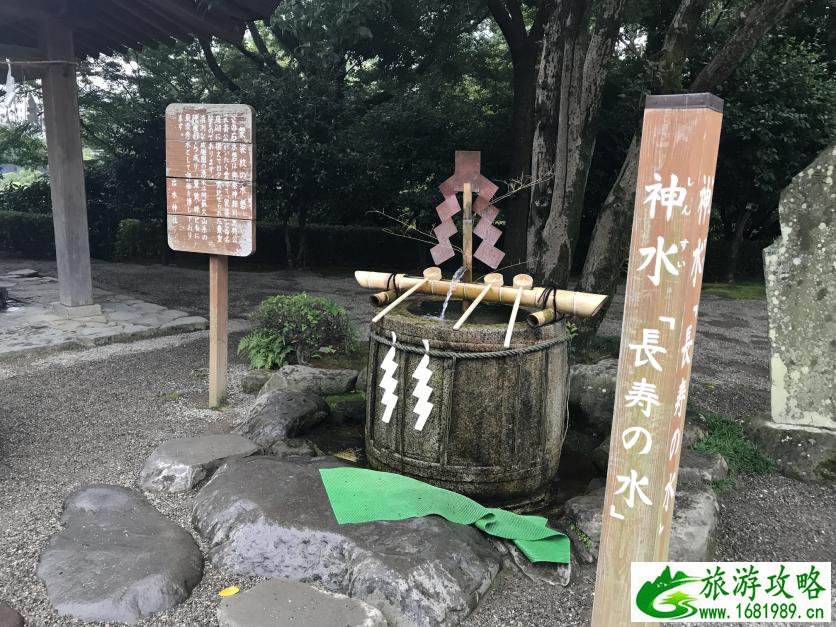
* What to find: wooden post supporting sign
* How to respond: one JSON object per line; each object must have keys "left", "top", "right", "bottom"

{"left": 165, "top": 104, "right": 256, "bottom": 407}
{"left": 591, "top": 93, "right": 723, "bottom": 626}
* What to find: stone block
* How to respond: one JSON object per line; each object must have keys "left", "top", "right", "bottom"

{"left": 763, "top": 143, "right": 835, "bottom": 431}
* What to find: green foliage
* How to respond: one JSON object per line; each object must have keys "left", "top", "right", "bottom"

{"left": 693, "top": 414, "right": 773, "bottom": 492}
{"left": 114, "top": 218, "right": 164, "bottom": 260}
{"left": 0, "top": 123, "right": 47, "bottom": 169}
{"left": 0, "top": 211, "right": 55, "bottom": 257}
{"left": 701, "top": 281, "right": 766, "bottom": 301}
{"left": 238, "top": 294, "right": 355, "bottom": 369}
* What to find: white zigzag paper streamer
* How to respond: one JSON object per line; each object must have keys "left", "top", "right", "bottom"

{"left": 412, "top": 339, "right": 433, "bottom": 431}
{"left": 379, "top": 331, "right": 398, "bottom": 423}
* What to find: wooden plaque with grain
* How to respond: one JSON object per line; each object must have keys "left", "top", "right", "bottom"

{"left": 591, "top": 93, "right": 723, "bottom": 627}
{"left": 165, "top": 103, "right": 256, "bottom": 256}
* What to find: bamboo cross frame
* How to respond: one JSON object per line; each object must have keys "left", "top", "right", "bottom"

{"left": 357, "top": 269, "right": 608, "bottom": 320}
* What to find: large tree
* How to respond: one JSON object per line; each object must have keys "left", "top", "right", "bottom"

{"left": 495, "top": 0, "right": 807, "bottom": 335}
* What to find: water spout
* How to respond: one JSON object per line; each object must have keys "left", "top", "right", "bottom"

{"left": 439, "top": 266, "right": 466, "bottom": 320}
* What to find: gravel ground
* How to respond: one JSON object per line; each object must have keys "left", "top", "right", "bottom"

{"left": 0, "top": 256, "right": 831, "bottom": 626}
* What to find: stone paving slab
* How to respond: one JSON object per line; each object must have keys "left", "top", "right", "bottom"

{"left": 0, "top": 269, "right": 210, "bottom": 359}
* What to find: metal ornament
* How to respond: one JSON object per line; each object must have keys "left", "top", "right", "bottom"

{"left": 430, "top": 151, "right": 505, "bottom": 268}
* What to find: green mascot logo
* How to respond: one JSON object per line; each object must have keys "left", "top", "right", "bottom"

{"left": 636, "top": 566, "right": 702, "bottom": 620}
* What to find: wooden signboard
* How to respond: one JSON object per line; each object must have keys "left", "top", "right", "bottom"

{"left": 165, "top": 103, "right": 256, "bottom": 257}
{"left": 591, "top": 93, "right": 723, "bottom": 627}
{"left": 165, "top": 103, "right": 256, "bottom": 406}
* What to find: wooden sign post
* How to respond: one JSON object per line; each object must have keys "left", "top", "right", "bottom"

{"left": 165, "top": 103, "right": 256, "bottom": 406}
{"left": 591, "top": 94, "right": 723, "bottom": 626}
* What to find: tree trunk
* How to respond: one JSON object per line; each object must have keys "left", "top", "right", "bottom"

{"left": 527, "top": 0, "right": 625, "bottom": 288}
{"left": 726, "top": 204, "right": 756, "bottom": 283}
{"left": 576, "top": 0, "right": 800, "bottom": 336}
{"left": 502, "top": 47, "right": 537, "bottom": 274}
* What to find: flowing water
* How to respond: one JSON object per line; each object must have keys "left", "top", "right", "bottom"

{"left": 438, "top": 266, "right": 466, "bottom": 320}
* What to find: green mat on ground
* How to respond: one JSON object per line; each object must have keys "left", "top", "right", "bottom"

{"left": 319, "top": 467, "right": 570, "bottom": 564}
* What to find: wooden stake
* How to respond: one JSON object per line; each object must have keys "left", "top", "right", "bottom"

{"left": 462, "top": 182, "right": 473, "bottom": 308}
{"left": 591, "top": 93, "right": 723, "bottom": 627}
{"left": 504, "top": 274, "right": 533, "bottom": 347}
{"left": 453, "top": 273, "right": 503, "bottom": 330}
{"left": 372, "top": 267, "right": 441, "bottom": 323}
{"left": 209, "top": 254, "right": 229, "bottom": 407}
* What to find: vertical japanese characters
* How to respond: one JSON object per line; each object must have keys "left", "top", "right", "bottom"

{"left": 164, "top": 104, "right": 256, "bottom": 257}
{"left": 592, "top": 94, "right": 723, "bottom": 627}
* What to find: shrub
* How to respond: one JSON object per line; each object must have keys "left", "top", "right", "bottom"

{"left": 238, "top": 294, "right": 355, "bottom": 369}
{"left": 0, "top": 211, "right": 55, "bottom": 257}
{"left": 114, "top": 218, "right": 165, "bottom": 260}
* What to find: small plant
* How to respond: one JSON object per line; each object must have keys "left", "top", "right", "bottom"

{"left": 692, "top": 413, "right": 773, "bottom": 492}
{"left": 238, "top": 294, "right": 355, "bottom": 369}
{"left": 569, "top": 522, "right": 595, "bottom": 550}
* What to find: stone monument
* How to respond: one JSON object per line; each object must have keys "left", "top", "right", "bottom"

{"left": 759, "top": 143, "right": 835, "bottom": 482}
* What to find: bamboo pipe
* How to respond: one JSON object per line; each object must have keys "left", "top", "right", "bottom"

{"left": 453, "top": 273, "right": 503, "bottom": 330}
{"left": 355, "top": 270, "right": 608, "bottom": 319}
{"left": 504, "top": 274, "right": 533, "bottom": 347}
{"left": 527, "top": 308, "right": 556, "bottom": 328}
{"left": 371, "top": 267, "right": 442, "bottom": 323}
{"left": 462, "top": 182, "right": 473, "bottom": 309}
{"left": 370, "top": 290, "right": 398, "bottom": 306}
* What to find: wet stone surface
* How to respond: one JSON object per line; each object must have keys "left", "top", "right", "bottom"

{"left": 217, "top": 579, "right": 387, "bottom": 627}
{"left": 193, "top": 456, "right": 502, "bottom": 627}
{"left": 234, "top": 389, "right": 330, "bottom": 448}
{"left": 0, "top": 272, "right": 209, "bottom": 358}
{"left": 139, "top": 434, "right": 260, "bottom": 493}
{"left": 37, "top": 485, "right": 203, "bottom": 625}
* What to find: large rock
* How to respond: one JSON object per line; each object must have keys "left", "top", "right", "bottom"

{"left": 745, "top": 417, "right": 835, "bottom": 483}
{"left": 592, "top": 435, "right": 726, "bottom": 483}
{"left": 241, "top": 369, "right": 272, "bottom": 394}
{"left": 193, "top": 456, "right": 501, "bottom": 627}
{"left": 559, "top": 487, "right": 719, "bottom": 564}
{"left": 568, "top": 359, "right": 618, "bottom": 435}
{"left": 355, "top": 366, "right": 368, "bottom": 393}
{"left": 218, "top": 579, "right": 387, "bottom": 627}
{"left": 678, "top": 449, "right": 729, "bottom": 486}
{"left": 140, "top": 434, "right": 260, "bottom": 493}
{"left": 0, "top": 602, "right": 24, "bottom": 627}
{"left": 260, "top": 365, "right": 358, "bottom": 397}
{"left": 235, "top": 390, "right": 329, "bottom": 448}
{"left": 763, "top": 144, "right": 836, "bottom": 431}
{"left": 37, "top": 485, "right": 203, "bottom": 624}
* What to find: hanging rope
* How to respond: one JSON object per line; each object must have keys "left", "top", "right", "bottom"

{"left": 370, "top": 331, "right": 567, "bottom": 360}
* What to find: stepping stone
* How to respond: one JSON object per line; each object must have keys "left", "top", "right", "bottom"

{"left": 193, "top": 457, "right": 500, "bottom": 626}
{"left": 558, "top": 486, "right": 719, "bottom": 564}
{"left": 38, "top": 485, "right": 203, "bottom": 625}
{"left": 259, "top": 365, "right": 358, "bottom": 397}
{"left": 5, "top": 268, "right": 38, "bottom": 278}
{"left": 0, "top": 602, "right": 24, "bottom": 627}
{"left": 241, "top": 369, "right": 271, "bottom": 394}
{"left": 234, "top": 390, "right": 329, "bottom": 448}
{"left": 140, "top": 434, "right": 260, "bottom": 493}
{"left": 217, "top": 579, "right": 386, "bottom": 627}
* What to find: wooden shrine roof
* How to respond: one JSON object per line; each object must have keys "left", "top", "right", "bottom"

{"left": 0, "top": 0, "right": 280, "bottom": 60}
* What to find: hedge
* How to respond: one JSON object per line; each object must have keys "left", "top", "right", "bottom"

{"left": 0, "top": 208, "right": 768, "bottom": 279}
{"left": 0, "top": 210, "right": 426, "bottom": 269}
{"left": 0, "top": 211, "right": 55, "bottom": 257}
